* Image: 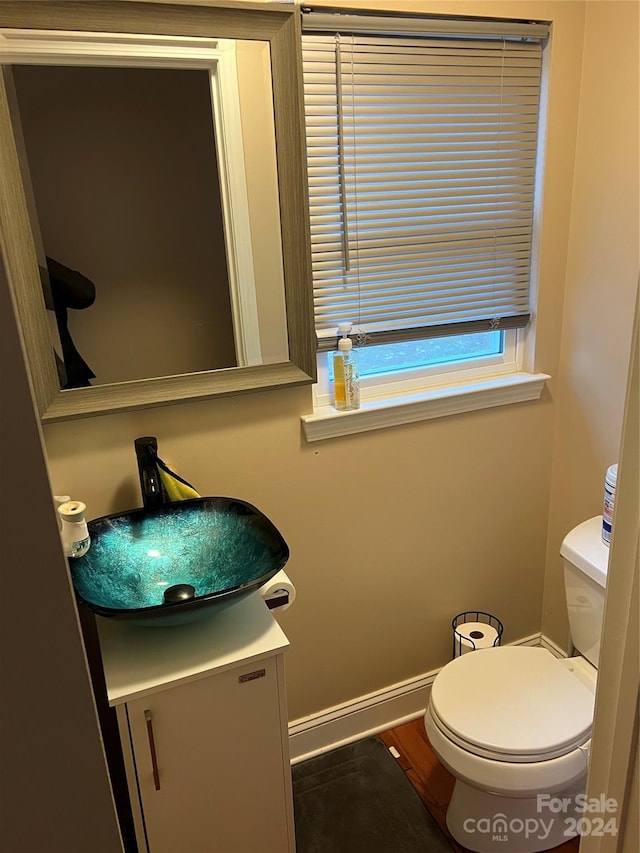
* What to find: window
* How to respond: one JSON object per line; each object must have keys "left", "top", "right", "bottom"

{"left": 343, "top": 331, "right": 503, "bottom": 378}
{"left": 300, "top": 10, "right": 550, "bottom": 439}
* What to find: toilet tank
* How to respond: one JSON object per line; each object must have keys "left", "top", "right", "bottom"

{"left": 561, "top": 516, "right": 609, "bottom": 667}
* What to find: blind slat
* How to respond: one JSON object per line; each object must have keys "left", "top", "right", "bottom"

{"left": 302, "top": 24, "right": 542, "bottom": 342}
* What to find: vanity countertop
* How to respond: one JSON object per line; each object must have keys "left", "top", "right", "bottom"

{"left": 97, "top": 592, "right": 289, "bottom": 706}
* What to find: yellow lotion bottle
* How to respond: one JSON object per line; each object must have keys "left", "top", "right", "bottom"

{"left": 333, "top": 323, "right": 360, "bottom": 411}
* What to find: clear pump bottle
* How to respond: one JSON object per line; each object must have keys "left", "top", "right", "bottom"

{"left": 333, "top": 323, "right": 360, "bottom": 411}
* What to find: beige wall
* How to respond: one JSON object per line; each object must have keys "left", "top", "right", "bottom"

{"left": 40, "top": 0, "right": 590, "bottom": 719}
{"left": 541, "top": 0, "right": 640, "bottom": 649}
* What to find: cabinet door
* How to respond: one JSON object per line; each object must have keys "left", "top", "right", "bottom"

{"left": 126, "top": 656, "right": 293, "bottom": 853}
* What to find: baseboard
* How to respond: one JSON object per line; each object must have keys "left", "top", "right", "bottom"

{"left": 288, "top": 632, "right": 555, "bottom": 764}
{"left": 289, "top": 669, "right": 436, "bottom": 765}
{"left": 539, "top": 633, "right": 569, "bottom": 658}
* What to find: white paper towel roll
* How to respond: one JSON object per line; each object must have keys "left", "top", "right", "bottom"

{"left": 454, "top": 621, "right": 499, "bottom": 654}
{"left": 260, "top": 570, "right": 296, "bottom": 612}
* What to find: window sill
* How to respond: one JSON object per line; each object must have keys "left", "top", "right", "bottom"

{"left": 301, "top": 371, "right": 550, "bottom": 442}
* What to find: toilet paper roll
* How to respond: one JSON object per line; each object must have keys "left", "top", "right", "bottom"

{"left": 260, "top": 570, "right": 296, "bottom": 612}
{"left": 454, "top": 621, "right": 499, "bottom": 655}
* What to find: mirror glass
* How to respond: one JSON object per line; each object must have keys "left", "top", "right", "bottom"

{"left": 12, "top": 42, "right": 288, "bottom": 389}
{"left": 0, "top": 1, "right": 315, "bottom": 421}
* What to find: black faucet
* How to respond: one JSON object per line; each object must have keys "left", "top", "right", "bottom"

{"left": 134, "top": 436, "right": 165, "bottom": 509}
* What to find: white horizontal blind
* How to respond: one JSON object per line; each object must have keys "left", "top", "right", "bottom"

{"left": 302, "top": 18, "right": 546, "bottom": 349}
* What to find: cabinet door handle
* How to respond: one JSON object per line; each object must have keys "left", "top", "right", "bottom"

{"left": 144, "top": 709, "right": 161, "bottom": 791}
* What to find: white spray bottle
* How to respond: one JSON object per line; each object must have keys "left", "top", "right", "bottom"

{"left": 57, "top": 500, "right": 91, "bottom": 558}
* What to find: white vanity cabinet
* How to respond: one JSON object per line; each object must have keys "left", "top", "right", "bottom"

{"left": 97, "top": 594, "right": 295, "bottom": 853}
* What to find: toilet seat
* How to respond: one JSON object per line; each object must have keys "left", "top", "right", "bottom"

{"left": 424, "top": 703, "right": 590, "bottom": 797}
{"left": 430, "top": 646, "right": 595, "bottom": 763}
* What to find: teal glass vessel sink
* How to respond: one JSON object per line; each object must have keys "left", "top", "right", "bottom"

{"left": 69, "top": 498, "right": 289, "bottom": 625}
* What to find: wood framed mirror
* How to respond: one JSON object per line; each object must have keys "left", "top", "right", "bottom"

{"left": 0, "top": 1, "right": 316, "bottom": 422}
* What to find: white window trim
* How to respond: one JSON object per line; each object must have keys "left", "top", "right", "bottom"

{"left": 301, "top": 331, "right": 549, "bottom": 441}
{"left": 302, "top": 372, "right": 550, "bottom": 441}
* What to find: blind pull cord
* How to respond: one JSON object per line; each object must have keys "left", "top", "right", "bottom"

{"left": 335, "top": 34, "right": 350, "bottom": 273}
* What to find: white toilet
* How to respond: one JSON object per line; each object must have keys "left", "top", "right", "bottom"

{"left": 424, "top": 517, "right": 609, "bottom": 853}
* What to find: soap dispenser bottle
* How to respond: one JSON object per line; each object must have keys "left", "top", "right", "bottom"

{"left": 333, "top": 322, "right": 360, "bottom": 411}
{"left": 57, "top": 500, "right": 91, "bottom": 558}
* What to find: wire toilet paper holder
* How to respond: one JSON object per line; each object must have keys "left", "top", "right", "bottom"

{"left": 452, "top": 611, "right": 503, "bottom": 658}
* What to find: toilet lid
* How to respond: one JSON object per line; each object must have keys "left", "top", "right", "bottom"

{"left": 430, "top": 647, "right": 595, "bottom": 762}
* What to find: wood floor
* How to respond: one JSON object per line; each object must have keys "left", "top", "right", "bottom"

{"left": 378, "top": 718, "right": 580, "bottom": 853}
